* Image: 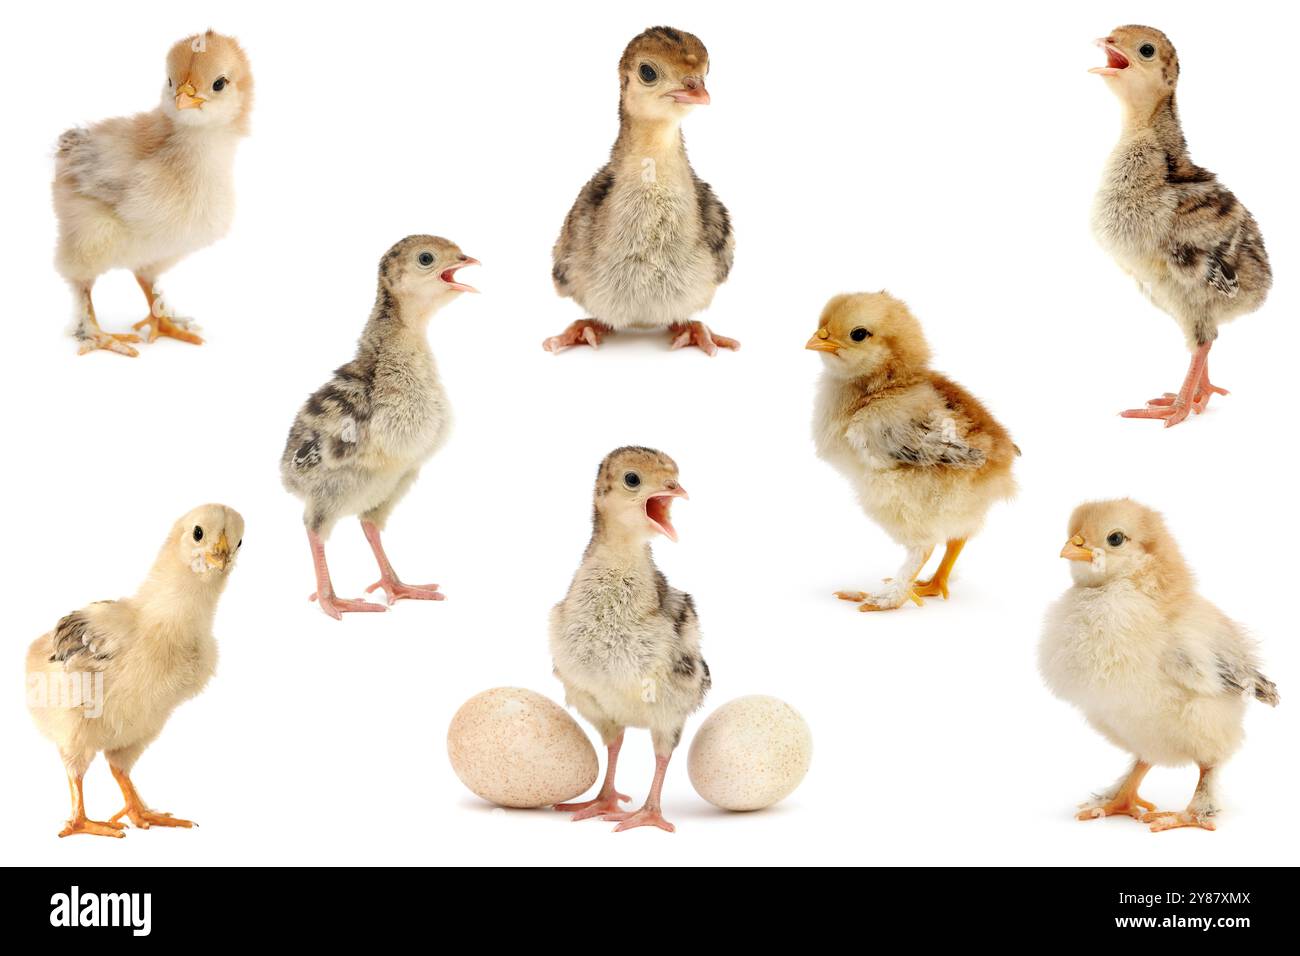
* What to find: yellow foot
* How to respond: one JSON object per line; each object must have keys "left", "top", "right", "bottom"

{"left": 1141, "top": 810, "right": 1216, "bottom": 832}
{"left": 111, "top": 806, "right": 195, "bottom": 829}
{"left": 1077, "top": 793, "right": 1157, "bottom": 821}
{"left": 133, "top": 314, "right": 204, "bottom": 346}
{"left": 59, "top": 817, "right": 126, "bottom": 838}
{"left": 833, "top": 589, "right": 922, "bottom": 611}
{"left": 912, "top": 577, "right": 949, "bottom": 600}
{"left": 77, "top": 330, "right": 140, "bottom": 357}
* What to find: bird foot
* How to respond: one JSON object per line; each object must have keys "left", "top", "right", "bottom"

{"left": 110, "top": 805, "right": 194, "bottom": 829}
{"left": 602, "top": 806, "right": 676, "bottom": 833}
{"left": 1121, "top": 377, "right": 1228, "bottom": 428}
{"left": 668, "top": 321, "right": 740, "bottom": 356}
{"left": 364, "top": 577, "right": 445, "bottom": 605}
{"left": 1141, "top": 810, "right": 1216, "bottom": 833}
{"left": 543, "top": 319, "right": 609, "bottom": 353}
{"left": 76, "top": 330, "right": 141, "bottom": 357}
{"left": 554, "top": 791, "right": 632, "bottom": 821}
{"left": 834, "top": 585, "right": 922, "bottom": 611}
{"left": 133, "top": 314, "right": 204, "bottom": 346}
{"left": 59, "top": 817, "right": 126, "bottom": 838}
{"left": 911, "top": 576, "right": 949, "bottom": 600}
{"left": 1076, "top": 793, "right": 1156, "bottom": 822}
{"left": 309, "top": 591, "right": 388, "bottom": 620}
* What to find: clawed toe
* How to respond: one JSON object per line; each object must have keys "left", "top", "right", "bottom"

{"left": 310, "top": 592, "right": 388, "bottom": 619}
{"left": 1141, "top": 810, "right": 1216, "bottom": 832}
{"left": 365, "top": 579, "right": 446, "bottom": 604}
{"left": 668, "top": 321, "right": 739, "bottom": 356}
{"left": 603, "top": 807, "right": 676, "bottom": 833}
{"left": 544, "top": 320, "right": 608, "bottom": 353}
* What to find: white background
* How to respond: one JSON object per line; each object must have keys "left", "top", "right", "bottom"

{"left": 2, "top": 0, "right": 1296, "bottom": 867}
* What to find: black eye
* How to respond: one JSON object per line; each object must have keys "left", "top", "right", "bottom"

{"left": 168, "top": 78, "right": 173, "bottom": 88}
{"left": 638, "top": 63, "right": 658, "bottom": 83}
{"left": 237, "top": 539, "right": 243, "bottom": 549}
{"left": 193, "top": 526, "right": 204, "bottom": 542}
{"left": 850, "top": 327, "right": 870, "bottom": 342}
{"left": 1106, "top": 531, "right": 1125, "bottom": 548}
{"left": 212, "top": 77, "right": 227, "bottom": 92}
{"left": 624, "top": 472, "right": 641, "bottom": 488}
{"left": 418, "top": 252, "right": 435, "bottom": 267}
{"left": 1139, "top": 43, "right": 1156, "bottom": 59}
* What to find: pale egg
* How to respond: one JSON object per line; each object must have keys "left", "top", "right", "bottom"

{"left": 688, "top": 695, "right": 812, "bottom": 811}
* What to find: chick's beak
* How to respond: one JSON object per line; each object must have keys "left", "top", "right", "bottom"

{"left": 1089, "top": 38, "right": 1129, "bottom": 76}
{"left": 1060, "top": 534, "right": 1094, "bottom": 562}
{"left": 441, "top": 257, "right": 480, "bottom": 294}
{"left": 175, "top": 81, "right": 205, "bottom": 110}
{"left": 646, "top": 483, "right": 688, "bottom": 542}
{"left": 668, "top": 77, "right": 710, "bottom": 105}
{"left": 805, "top": 329, "right": 842, "bottom": 354}
{"left": 206, "top": 531, "right": 231, "bottom": 571}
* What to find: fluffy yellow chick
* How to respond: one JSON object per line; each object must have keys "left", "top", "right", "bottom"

{"left": 1040, "top": 499, "right": 1278, "bottom": 831}
{"left": 808, "top": 292, "right": 1018, "bottom": 610}
{"left": 25, "top": 505, "right": 243, "bottom": 837}
{"left": 53, "top": 31, "right": 253, "bottom": 356}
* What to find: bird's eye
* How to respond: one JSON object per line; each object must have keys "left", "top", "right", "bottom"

{"left": 212, "top": 77, "right": 228, "bottom": 92}
{"left": 1106, "top": 531, "right": 1126, "bottom": 548}
{"left": 417, "top": 252, "right": 435, "bottom": 267}
{"left": 168, "top": 78, "right": 173, "bottom": 88}
{"left": 638, "top": 63, "right": 658, "bottom": 84}
{"left": 237, "top": 539, "right": 243, "bottom": 549}
{"left": 1138, "top": 43, "right": 1156, "bottom": 59}
{"left": 850, "top": 327, "right": 871, "bottom": 342}
{"left": 624, "top": 472, "right": 641, "bottom": 489}
{"left": 193, "top": 526, "right": 204, "bottom": 542}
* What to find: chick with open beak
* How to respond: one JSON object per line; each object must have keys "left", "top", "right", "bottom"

{"left": 549, "top": 447, "right": 710, "bottom": 833}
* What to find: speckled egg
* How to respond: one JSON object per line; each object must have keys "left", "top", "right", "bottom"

{"left": 688, "top": 695, "right": 812, "bottom": 811}
{"left": 447, "top": 687, "right": 598, "bottom": 809}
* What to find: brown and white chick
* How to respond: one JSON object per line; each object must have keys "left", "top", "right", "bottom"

{"left": 549, "top": 447, "right": 709, "bottom": 832}
{"left": 1090, "top": 26, "right": 1270, "bottom": 426}
{"left": 25, "top": 505, "right": 243, "bottom": 837}
{"left": 281, "top": 236, "right": 478, "bottom": 620}
{"left": 1040, "top": 499, "right": 1278, "bottom": 831}
{"left": 808, "top": 293, "right": 1019, "bottom": 611}
{"left": 52, "top": 31, "right": 253, "bottom": 356}
{"left": 545, "top": 26, "right": 737, "bottom": 356}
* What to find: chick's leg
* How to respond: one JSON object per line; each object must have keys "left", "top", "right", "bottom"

{"left": 604, "top": 751, "right": 676, "bottom": 833}
{"left": 1142, "top": 766, "right": 1219, "bottom": 832}
{"left": 131, "top": 273, "right": 204, "bottom": 346}
{"left": 72, "top": 282, "right": 140, "bottom": 357}
{"left": 361, "top": 520, "right": 445, "bottom": 604}
{"left": 306, "top": 528, "right": 386, "bottom": 619}
{"left": 912, "top": 539, "right": 966, "bottom": 600}
{"left": 107, "top": 762, "right": 193, "bottom": 830}
{"left": 668, "top": 321, "right": 740, "bottom": 356}
{"left": 58, "top": 761, "right": 125, "bottom": 838}
{"left": 543, "top": 318, "right": 611, "bottom": 353}
{"left": 836, "top": 545, "right": 933, "bottom": 611}
{"left": 1077, "top": 759, "right": 1157, "bottom": 821}
{"left": 555, "top": 730, "right": 632, "bottom": 820}
{"left": 1121, "top": 343, "right": 1225, "bottom": 427}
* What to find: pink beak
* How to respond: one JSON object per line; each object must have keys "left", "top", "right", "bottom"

{"left": 668, "top": 78, "right": 710, "bottom": 105}
{"left": 1089, "top": 38, "right": 1129, "bottom": 76}
{"left": 441, "top": 256, "right": 480, "bottom": 293}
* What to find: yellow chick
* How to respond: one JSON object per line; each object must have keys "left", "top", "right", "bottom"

{"left": 808, "top": 293, "right": 1018, "bottom": 610}
{"left": 25, "top": 505, "right": 243, "bottom": 837}
{"left": 53, "top": 31, "right": 253, "bottom": 356}
{"left": 1040, "top": 499, "right": 1278, "bottom": 831}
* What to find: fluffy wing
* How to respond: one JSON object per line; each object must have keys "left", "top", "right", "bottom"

{"left": 280, "top": 360, "right": 375, "bottom": 479}
{"left": 693, "top": 173, "right": 734, "bottom": 284}
{"left": 849, "top": 405, "right": 987, "bottom": 469}
{"left": 1163, "top": 614, "right": 1280, "bottom": 707}
{"left": 47, "top": 604, "right": 122, "bottom": 669}
{"left": 1168, "top": 183, "right": 1271, "bottom": 302}
{"left": 551, "top": 165, "right": 614, "bottom": 297}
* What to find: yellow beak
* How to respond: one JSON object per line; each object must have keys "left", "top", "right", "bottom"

{"left": 176, "top": 82, "right": 205, "bottom": 110}
{"left": 206, "top": 531, "right": 231, "bottom": 571}
{"left": 805, "top": 329, "right": 842, "bottom": 354}
{"left": 1059, "top": 534, "right": 1094, "bottom": 562}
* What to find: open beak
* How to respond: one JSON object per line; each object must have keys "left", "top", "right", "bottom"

{"left": 667, "top": 79, "right": 710, "bottom": 105}
{"left": 441, "top": 256, "right": 480, "bottom": 293}
{"left": 1089, "top": 38, "right": 1130, "bottom": 76}
{"left": 1059, "top": 534, "right": 1095, "bottom": 563}
{"left": 175, "top": 81, "right": 206, "bottom": 110}
{"left": 206, "top": 531, "right": 231, "bottom": 571}
{"left": 805, "top": 329, "right": 843, "bottom": 354}
{"left": 646, "top": 484, "right": 689, "bottom": 542}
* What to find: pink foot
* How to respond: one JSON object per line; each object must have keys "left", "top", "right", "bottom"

{"left": 365, "top": 577, "right": 445, "bottom": 605}
{"left": 603, "top": 806, "right": 676, "bottom": 833}
{"left": 309, "top": 591, "right": 388, "bottom": 620}
{"left": 544, "top": 319, "right": 610, "bottom": 353}
{"left": 668, "top": 321, "right": 739, "bottom": 356}
{"left": 1120, "top": 344, "right": 1227, "bottom": 428}
{"left": 554, "top": 791, "right": 631, "bottom": 821}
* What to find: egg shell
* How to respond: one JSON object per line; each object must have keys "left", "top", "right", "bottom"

{"left": 688, "top": 695, "right": 812, "bottom": 811}
{"left": 447, "top": 687, "right": 598, "bottom": 809}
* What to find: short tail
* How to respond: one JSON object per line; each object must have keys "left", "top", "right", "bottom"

{"left": 1253, "top": 672, "right": 1280, "bottom": 707}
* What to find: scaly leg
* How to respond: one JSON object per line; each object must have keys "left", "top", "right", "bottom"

{"left": 668, "top": 321, "right": 740, "bottom": 356}
{"left": 913, "top": 538, "right": 966, "bottom": 600}
{"left": 544, "top": 318, "right": 611, "bottom": 353}
{"left": 107, "top": 765, "right": 194, "bottom": 829}
{"left": 59, "top": 770, "right": 125, "bottom": 838}
{"left": 132, "top": 274, "right": 204, "bottom": 346}
{"left": 604, "top": 753, "right": 675, "bottom": 833}
{"left": 555, "top": 731, "right": 632, "bottom": 820}
{"left": 1121, "top": 343, "right": 1226, "bottom": 428}
{"left": 1077, "top": 760, "right": 1157, "bottom": 821}
{"left": 836, "top": 545, "right": 933, "bottom": 611}
{"left": 1141, "top": 765, "right": 1218, "bottom": 832}
{"left": 361, "top": 520, "right": 445, "bottom": 604}
{"left": 72, "top": 282, "right": 140, "bottom": 357}
{"left": 307, "top": 528, "right": 386, "bottom": 619}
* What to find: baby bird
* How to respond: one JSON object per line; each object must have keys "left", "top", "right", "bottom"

{"left": 545, "top": 26, "right": 737, "bottom": 356}
{"left": 25, "top": 505, "right": 243, "bottom": 837}
{"left": 53, "top": 31, "right": 254, "bottom": 357}
{"left": 550, "top": 447, "right": 709, "bottom": 832}
{"left": 1040, "top": 499, "right": 1278, "bottom": 831}
{"left": 808, "top": 293, "right": 1018, "bottom": 611}
{"left": 281, "top": 236, "right": 478, "bottom": 620}
{"left": 1091, "top": 25, "right": 1270, "bottom": 426}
